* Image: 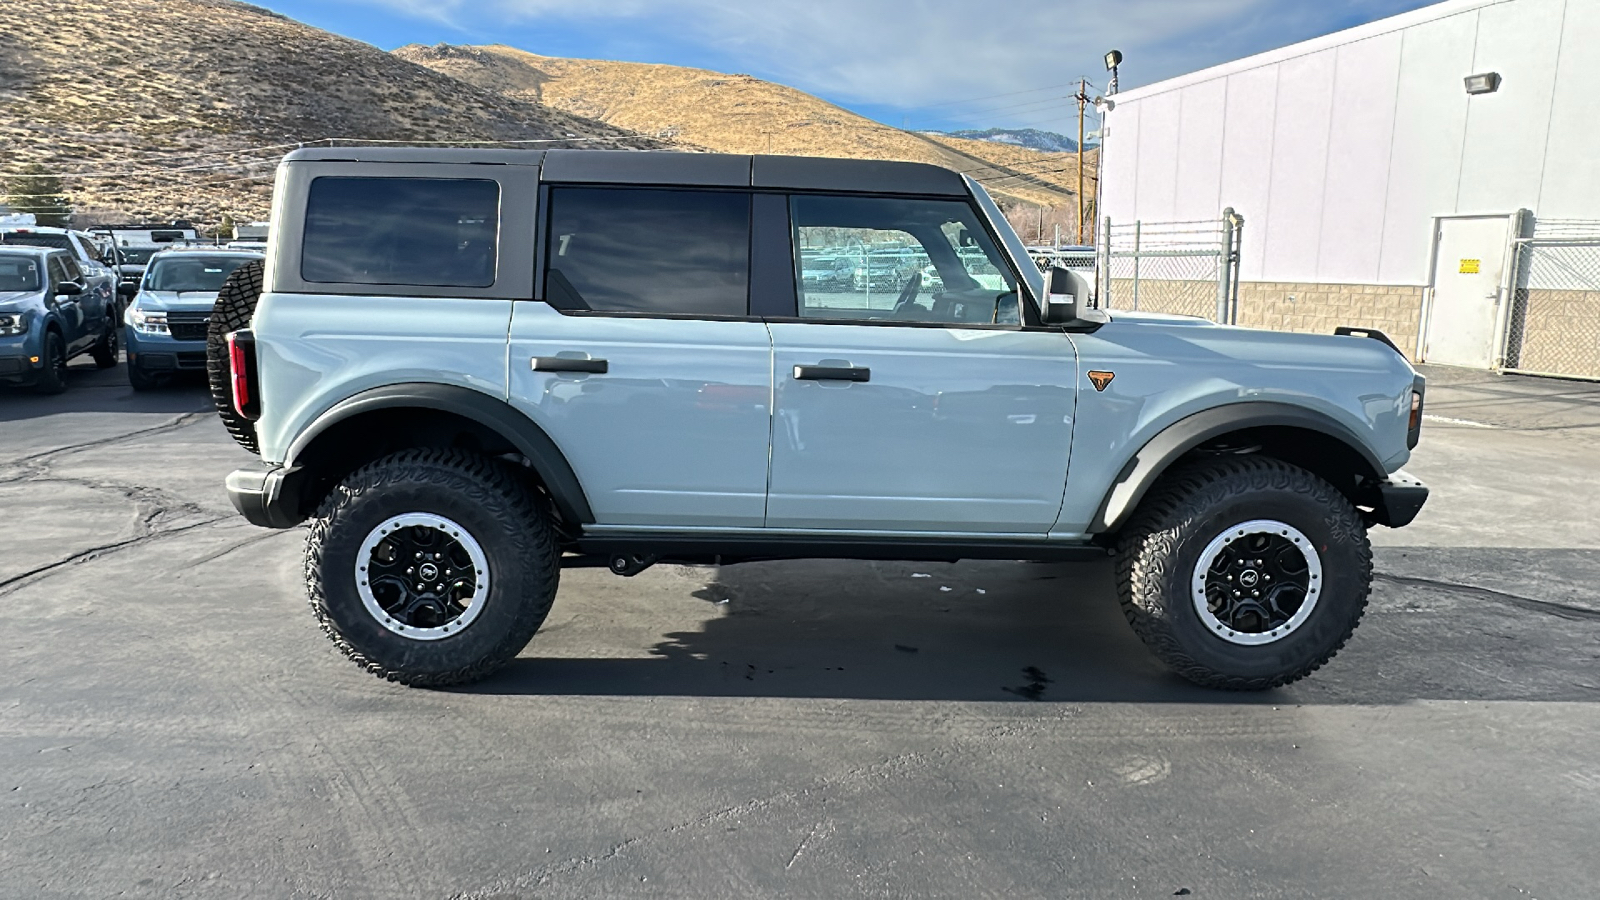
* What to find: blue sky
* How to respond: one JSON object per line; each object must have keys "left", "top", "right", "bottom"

{"left": 253, "top": 0, "right": 1441, "bottom": 135}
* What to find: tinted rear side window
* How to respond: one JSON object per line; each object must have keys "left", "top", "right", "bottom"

{"left": 302, "top": 177, "right": 500, "bottom": 288}
{"left": 545, "top": 187, "right": 749, "bottom": 316}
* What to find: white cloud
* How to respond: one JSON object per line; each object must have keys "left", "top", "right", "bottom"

{"left": 353, "top": 0, "right": 1426, "bottom": 128}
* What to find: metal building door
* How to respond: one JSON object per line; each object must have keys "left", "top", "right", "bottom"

{"left": 1424, "top": 216, "right": 1513, "bottom": 368}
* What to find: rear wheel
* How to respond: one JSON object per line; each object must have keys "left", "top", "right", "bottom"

{"left": 34, "top": 331, "right": 67, "bottom": 395}
{"left": 1115, "top": 456, "right": 1372, "bottom": 690}
{"left": 91, "top": 319, "right": 120, "bottom": 369}
{"left": 206, "top": 259, "right": 263, "bottom": 454}
{"left": 304, "top": 449, "right": 559, "bottom": 687}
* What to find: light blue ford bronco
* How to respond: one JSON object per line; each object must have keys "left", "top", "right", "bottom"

{"left": 211, "top": 147, "right": 1428, "bottom": 690}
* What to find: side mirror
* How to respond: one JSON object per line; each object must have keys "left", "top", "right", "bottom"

{"left": 55, "top": 282, "right": 83, "bottom": 298}
{"left": 1041, "top": 266, "right": 1107, "bottom": 326}
{"left": 117, "top": 282, "right": 139, "bottom": 298}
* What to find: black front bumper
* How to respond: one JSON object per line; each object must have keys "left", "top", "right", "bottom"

{"left": 225, "top": 465, "right": 311, "bottom": 529}
{"left": 1368, "top": 469, "right": 1429, "bottom": 528}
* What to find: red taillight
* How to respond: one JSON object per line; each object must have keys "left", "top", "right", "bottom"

{"left": 227, "top": 331, "right": 256, "bottom": 420}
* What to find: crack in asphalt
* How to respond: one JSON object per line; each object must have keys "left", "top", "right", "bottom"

{"left": 0, "top": 410, "right": 208, "bottom": 474}
{"left": 1375, "top": 571, "right": 1600, "bottom": 622}
{"left": 0, "top": 515, "right": 232, "bottom": 596}
{"left": 0, "top": 410, "right": 236, "bottom": 595}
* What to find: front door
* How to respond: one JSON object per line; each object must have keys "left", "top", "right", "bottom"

{"left": 1424, "top": 216, "right": 1513, "bottom": 368}
{"left": 508, "top": 185, "right": 773, "bottom": 528}
{"left": 765, "top": 193, "right": 1077, "bottom": 534}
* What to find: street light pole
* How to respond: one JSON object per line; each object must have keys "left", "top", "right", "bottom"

{"left": 1075, "top": 78, "right": 1088, "bottom": 245}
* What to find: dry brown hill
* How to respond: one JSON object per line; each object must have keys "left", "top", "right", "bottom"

{"left": 393, "top": 43, "right": 1095, "bottom": 210}
{"left": 0, "top": 0, "right": 662, "bottom": 226}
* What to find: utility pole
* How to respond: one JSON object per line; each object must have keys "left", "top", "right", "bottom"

{"left": 1075, "top": 78, "right": 1089, "bottom": 245}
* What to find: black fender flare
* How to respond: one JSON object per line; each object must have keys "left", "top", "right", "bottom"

{"left": 285, "top": 382, "right": 595, "bottom": 524}
{"left": 1090, "top": 402, "right": 1387, "bottom": 533}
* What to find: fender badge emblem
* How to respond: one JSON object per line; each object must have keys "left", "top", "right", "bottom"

{"left": 1088, "top": 370, "right": 1115, "bottom": 391}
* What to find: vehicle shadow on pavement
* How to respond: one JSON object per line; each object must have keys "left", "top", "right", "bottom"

{"left": 468, "top": 551, "right": 1600, "bottom": 705}
{"left": 0, "top": 363, "right": 209, "bottom": 422}
{"left": 475, "top": 559, "right": 1234, "bottom": 703}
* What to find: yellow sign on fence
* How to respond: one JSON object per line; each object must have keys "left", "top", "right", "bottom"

{"left": 1459, "top": 258, "right": 1481, "bottom": 274}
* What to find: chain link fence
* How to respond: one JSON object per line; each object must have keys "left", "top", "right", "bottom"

{"left": 1096, "top": 212, "right": 1241, "bottom": 321}
{"left": 1503, "top": 219, "right": 1600, "bottom": 380}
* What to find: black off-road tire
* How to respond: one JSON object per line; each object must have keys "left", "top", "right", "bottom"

{"left": 91, "top": 317, "right": 120, "bottom": 369}
{"left": 205, "top": 259, "right": 263, "bottom": 454}
{"left": 304, "top": 449, "right": 560, "bottom": 687}
{"left": 1115, "top": 456, "right": 1372, "bottom": 690}
{"left": 34, "top": 330, "right": 67, "bottom": 395}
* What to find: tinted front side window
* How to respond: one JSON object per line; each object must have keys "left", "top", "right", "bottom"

{"left": 302, "top": 177, "right": 500, "bottom": 288}
{"left": 545, "top": 187, "right": 749, "bottom": 317}
{"left": 791, "top": 195, "right": 1019, "bottom": 326}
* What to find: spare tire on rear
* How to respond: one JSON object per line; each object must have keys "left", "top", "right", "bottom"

{"left": 206, "top": 259, "right": 265, "bottom": 455}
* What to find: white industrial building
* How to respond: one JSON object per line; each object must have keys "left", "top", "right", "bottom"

{"left": 1098, "top": 0, "right": 1600, "bottom": 377}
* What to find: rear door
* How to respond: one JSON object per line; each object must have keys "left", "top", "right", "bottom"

{"left": 764, "top": 193, "right": 1077, "bottom": 533}
{"left": 507, "top": 186, "right": 774, "bottom": 528}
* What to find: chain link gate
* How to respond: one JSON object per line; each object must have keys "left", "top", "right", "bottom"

{"left": 1095, "top": 210, "right": 1242, "bottom": 321}
{"left": 1502, "top": 219, "right": 1600, "bottom": 381}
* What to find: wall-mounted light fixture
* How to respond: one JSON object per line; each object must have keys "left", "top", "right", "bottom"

{"left": 1105, "top": 49, "right": 1123, "bottom": 95}
{"left": 1464, "top": 72, "right": 1502, "bottom": 95}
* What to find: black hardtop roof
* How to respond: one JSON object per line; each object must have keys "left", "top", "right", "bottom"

{"left": 280, "top": 148, "right": 969, "bottom": 196}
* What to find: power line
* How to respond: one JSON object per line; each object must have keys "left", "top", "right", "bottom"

{"left": 914, "top": 81, "right": 1084, "bottom": 110}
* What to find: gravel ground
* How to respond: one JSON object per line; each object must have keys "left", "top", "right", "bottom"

{"left": 1, "top": 360, "right": 1596, "bottom": 899}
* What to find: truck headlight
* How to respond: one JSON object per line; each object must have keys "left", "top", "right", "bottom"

{"left": 0, "top": 312, "right": 29, "bottom": 336}
{"left": 129, "top": 305, "right": 169, "bottom": 335}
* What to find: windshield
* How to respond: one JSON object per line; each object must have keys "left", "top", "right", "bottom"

{"left": 118, "top": 246, "right": 160, "bottom": 265}
{"left": 144, "top": 255, "right": 257, "bottom": 292}
{"left": 0, "top": 254, "right": 44, "bottom": 292}
{"left": 0, "top": 232, "right": 72, "bottom": 252}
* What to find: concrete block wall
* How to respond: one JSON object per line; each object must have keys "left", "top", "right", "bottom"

{"left": 1508, "top": 288, "right": 1600, "bottom": 378}
{"left": 1105, "top": 278, "right": 1425, "bottom": 359}
{"left": 1235, "top": 282, "right": 1425, "bottom": 359}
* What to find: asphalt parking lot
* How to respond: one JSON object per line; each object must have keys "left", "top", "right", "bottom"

{"left": 2, "top": 358, "right": 1597, "bottom": 899}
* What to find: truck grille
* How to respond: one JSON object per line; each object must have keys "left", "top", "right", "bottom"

{"left": 165, "top": 310, "right": 209, "bottom": 342}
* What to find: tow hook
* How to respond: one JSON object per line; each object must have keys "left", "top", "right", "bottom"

{"left": 608, "top": 553, "right": 658, "bottom": 577}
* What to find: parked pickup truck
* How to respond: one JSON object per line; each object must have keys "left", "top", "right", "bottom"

{"left": 207, "top": 148, "right": 1428, "bottom": 691}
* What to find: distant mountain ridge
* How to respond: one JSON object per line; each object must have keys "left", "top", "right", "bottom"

{"left": 932, "top": 128, "right": 1091, "bottom": 153}
{"left": 0, "top": 0, "right": 659, "bottom": 224}
{"left": 394, "top": 43, "right": 1095, "bottom": 209}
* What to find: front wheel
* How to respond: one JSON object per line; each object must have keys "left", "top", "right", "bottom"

{"left": 127, "top": 360, "right": 161, "bottom": 391}
{"left": 1115, "top": 456, "right": 1372, "bottom": 690}
{"left": 33, "top": 331, "right": 68, "bottom": 395}
{"left": 304, "top": 449, "right": 559, "bottom": 687}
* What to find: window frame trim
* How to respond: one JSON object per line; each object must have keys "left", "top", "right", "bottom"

{"left": 272, "top": 160, "right": 538, "bottom": 300}
{"left": 534, "top": 182, "right": 762, "bottom": 321}
{"left": 780, "top": 191, "right": 1044, "bottom": 330}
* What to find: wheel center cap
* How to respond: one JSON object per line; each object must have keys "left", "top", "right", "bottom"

{"left": 418, "top": 562, "right": 440, "bottom": 582}
{"left": 1238, "top": 569, "right": 1261, "bottom": 588}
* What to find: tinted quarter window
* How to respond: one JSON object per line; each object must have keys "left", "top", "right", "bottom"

{"left": 302, "top": 177, "right": 500, "bottom": 288}
{"left": 545, "top": 187, "right": 750, "bottom": 316}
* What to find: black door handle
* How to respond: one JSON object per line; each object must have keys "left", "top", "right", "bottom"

{"left": 793, "top": 364, "right": 870, "bottom": 382}
{"left": 532, "top": 357, "right": 608, "bottom": 374}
